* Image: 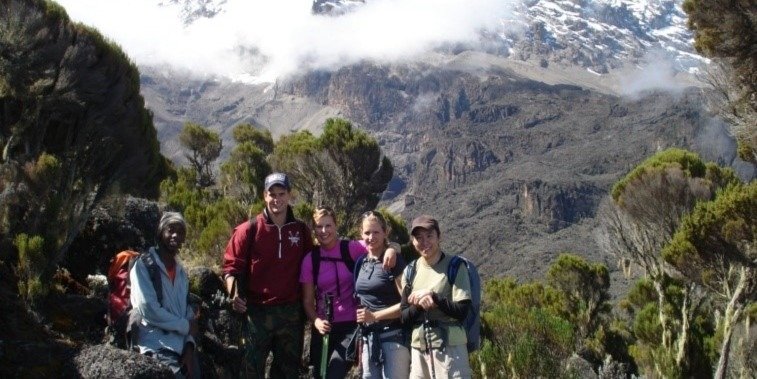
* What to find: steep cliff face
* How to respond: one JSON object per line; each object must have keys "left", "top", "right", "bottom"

{"left": 271, "top": 61, "right": 723, "bottom": 280}
{"left": 281, "top": 64, "right": 410, "bottom": 125}
{"left": 140, "top": 59, "right": 740, "bottom": 282}
{"left": 517, "top": 180, "right": 603, "bottom": 231}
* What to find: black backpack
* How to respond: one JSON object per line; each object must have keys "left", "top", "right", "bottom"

{"left": 311, "top": 240, "right": 354, "bottom": 296}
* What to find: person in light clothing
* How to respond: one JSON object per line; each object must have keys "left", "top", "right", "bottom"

{"left": 401, "top": 215, "right": 472, "bottom": 379}
{"left": 130, "top": 211, "right": 200, "bottom": 378}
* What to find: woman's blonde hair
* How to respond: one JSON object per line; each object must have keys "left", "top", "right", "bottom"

{"left": 360, "top": 210, "right": 391, "bottom": 248}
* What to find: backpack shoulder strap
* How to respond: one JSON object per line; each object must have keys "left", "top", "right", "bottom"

{"left": 312, "top": 240, "right": 354, "bottom": 294}
{"left": 401, "top": 259, "right": 418, "bottom": 300}
{"left": 247, "top": 218, "right": 258, "bottom": 260}
{"left": 140, "top": 251, "right": 163, "bottom": 306}
{"left": 353, "top": 253, "right": 367, "bottom": 287}
{"left": 407, "top": 259, "right": 418, "bottom": 282}
{"left": 127, "top": 254, "right": 139, "bottom": 275}
{"left": 125, "top": 254, "right": 140, "bottom": 298}
{"left": 339, "top": 239, "right": 355, "bottom": 274}
{"left": 447, "top": 255, "right": 464, "bottom": 286}
{"left": 312, "top": 245, "right": 322, "bottom": 288}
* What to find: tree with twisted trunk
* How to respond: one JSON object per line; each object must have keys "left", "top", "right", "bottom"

{"left": 270, "top": 118, "right": 393, "bottom": 234}
{"left": 596, "top": 148, "right": 739, "bottom": 377}
{"left": 663, "top": 181, "right": 756, "bottom": 379}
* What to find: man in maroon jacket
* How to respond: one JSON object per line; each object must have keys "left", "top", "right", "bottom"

{"left": 223, "top": 172, "right": 314, "bottom": 378}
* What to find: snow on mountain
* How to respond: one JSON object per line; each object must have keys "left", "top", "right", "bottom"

{"left": 303, "top": 0, "right": 703, "bottom": 75}
{"left": 160, "top": 0, "right": 227, "bottom": 25}
{"left": 503, "top": 0, "right": 704, "bottom": 74}
{"left": 311, "top": 0, "right": 366, "bottom": 15}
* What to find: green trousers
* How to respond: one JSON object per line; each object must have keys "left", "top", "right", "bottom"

{"left": 242, "top": 302, "right": 304, "bottom": 379}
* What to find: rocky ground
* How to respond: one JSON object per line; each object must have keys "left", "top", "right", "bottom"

{"left": 0, "top": 197, "right": 320, "bottom": 378}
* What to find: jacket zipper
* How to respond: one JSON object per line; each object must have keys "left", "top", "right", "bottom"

{"left": 277, "top": 225, "right": 283, "bottom": 259}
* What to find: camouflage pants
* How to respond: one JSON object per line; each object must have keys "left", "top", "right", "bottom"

{"left": 242, "top": 302, "right": 304, "bottom": 379}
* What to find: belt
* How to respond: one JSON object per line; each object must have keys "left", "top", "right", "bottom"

{"left": 377, "top": 328, "right": 402, "bottom": 339}
{"left": 363, "top": 325, "right": 403, "bottom": 340}
{"left": 362, "top": 326, "right": 405, "bottom": 366}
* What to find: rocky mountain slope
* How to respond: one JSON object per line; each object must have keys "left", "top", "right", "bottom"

{"left": 136, "top": 0, "right": 750, "bottom": 286}
{"left": 280, "top": 62, "right": 745, "bottom": 280}
{"left": 141, "top": 57, "right": 748, "bottom": 288}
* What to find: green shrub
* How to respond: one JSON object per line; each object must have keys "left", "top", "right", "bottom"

{"left": 14, "top": 234, "right": 48, "bottom": 304}
{"left": 478, "top": 303, "right": 575, "bottom": 378}
{"left": 160, "top": 168, "right": 246, "bottom": 269}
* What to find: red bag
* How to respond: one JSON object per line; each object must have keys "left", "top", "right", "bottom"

{"left": 105, "top": 249, "right": 165, "bottom": 349}
{"left": 106, "top": 250, "right": 142, "bottom": 348}
{"left": 107, "top": 250, "right": 140, "bottom": 327}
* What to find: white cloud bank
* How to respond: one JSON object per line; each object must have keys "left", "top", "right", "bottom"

{"left": 618, "top": 49, "right": 695, "bottom": 97}
{"left": 58, "top": 0, "right": 515, "bottom": 82}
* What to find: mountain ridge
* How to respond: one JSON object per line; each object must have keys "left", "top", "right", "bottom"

{"left": 139, "top": 58, "right": 749, "bottom": 291}
{"left": 134, "top": 0, "right": 749, "bottom": 287}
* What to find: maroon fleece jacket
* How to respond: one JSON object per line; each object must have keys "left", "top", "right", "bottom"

{"left": 223, "top": 208, "right": 313, "bottom": 305}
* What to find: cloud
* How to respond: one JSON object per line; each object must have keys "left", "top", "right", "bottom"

{"left": 618, "top": 49, "right": 689, "bottom": 96}
{"left": 695, "top": 117, "right": 736, "bottom": 165}
{"left": 58, "top": 0, "right": 516, "bottom": 82}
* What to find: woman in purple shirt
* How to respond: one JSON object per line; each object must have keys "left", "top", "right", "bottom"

{"left": 301, "top": 207, "right": 396, "bottom": 379}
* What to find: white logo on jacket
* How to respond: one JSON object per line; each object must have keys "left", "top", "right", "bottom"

{"left": 288, "top": 231, "right": 300, "bottom": 247}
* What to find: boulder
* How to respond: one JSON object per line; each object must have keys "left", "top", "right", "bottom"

{"left": 68, "top": 344, "right": 173, "bottom": 379}
{"left": 64, "top": 197, "right": 160, "bottom": 282}
{"left": 565, "top": 353, "right": 598, "bottom": 379}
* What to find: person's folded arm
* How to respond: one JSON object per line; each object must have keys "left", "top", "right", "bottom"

{"left": 431, "top": 293, "right": 471, "bottom": 322}
{"left": 401, "top": 289, "right": 422, "bottom": 324}
{"left": 130, "top": 260, "right": 189, "bottom": 335}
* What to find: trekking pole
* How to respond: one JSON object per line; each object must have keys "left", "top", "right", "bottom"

{"left": 230, "top": 277, "right": 259, "bottom": 378}
{"left": 320, "top": 293, "right": 334, "bottom": 379}
{"left": 423, "top": 314, "right": 437, "bottom": 379}
{"left": 355, "top": 305, "right": 365, "bottom": 373}
{"left": 355, "top": 325, "right": 363, "bottom": 372}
